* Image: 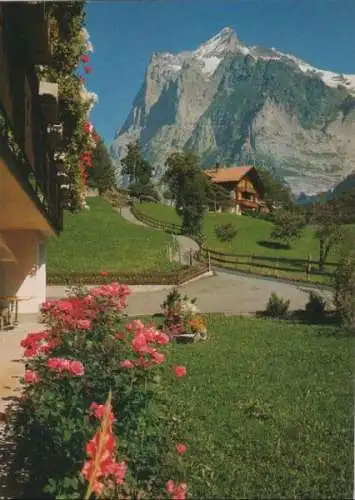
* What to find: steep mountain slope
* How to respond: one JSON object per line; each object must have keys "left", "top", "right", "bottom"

{"left": 110, "top": 27, "right": 355, "bottom": 194}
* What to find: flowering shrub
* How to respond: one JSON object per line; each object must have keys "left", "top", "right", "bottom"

{"left": 7, "top": 282, "right": 189, "bottom": 499}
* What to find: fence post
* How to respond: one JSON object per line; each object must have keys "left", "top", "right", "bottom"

{"left": 208, "top": 250, "right": 211, "bottom": 272}
{"left": 305, "top": 254, "right": 311, "bottom": 281}
{"left": 189, "top": 248, "right": 193, "bottom": 266}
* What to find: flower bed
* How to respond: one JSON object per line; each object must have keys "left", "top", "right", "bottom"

{"left": 6, "top": 283, "right": 190, "bottom": 499}
{"left": 47, "top": 263, "right": 209, "bottom": 286}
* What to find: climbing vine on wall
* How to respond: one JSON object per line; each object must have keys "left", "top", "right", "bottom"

{"left": 37, "top": 1, "right": 98, "bottom": 211}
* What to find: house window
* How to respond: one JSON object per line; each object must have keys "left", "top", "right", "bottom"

{"left": 242, "top": 191, "right": 252, "bottom": 200}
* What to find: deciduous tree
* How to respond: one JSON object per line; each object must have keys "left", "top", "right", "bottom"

{"left": 257, "top": 167, "right": 295, "bottom": 210}
{"left": 270, "top": 211, "right": 306, "bottom": 248}
{"left": 312, "top": 203, "right": 343, "bottom": 271}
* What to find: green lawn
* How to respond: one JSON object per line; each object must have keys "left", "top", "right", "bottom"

{"left": 160, "top": 315, "right": 354, "bottom": 499}
{"left": 47, "top": 198, "right": 178, "bottom": 273}
{"left": 137, "top": 202, "right": 355, "bottom": 284}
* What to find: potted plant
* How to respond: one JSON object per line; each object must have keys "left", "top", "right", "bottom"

{"left": 161, "top": 288, "right": 207, "bottom": 342}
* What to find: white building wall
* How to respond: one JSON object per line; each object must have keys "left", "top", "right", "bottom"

{"left": 0, "top": 231, "right": 47, "bottom": 314}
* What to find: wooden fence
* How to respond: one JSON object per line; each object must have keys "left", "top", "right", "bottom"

{"left": 131, "top": 205, "right": 337, "bottom": 283}
{"left": 197, "top": 245, "right": 336, "bottom": 282}
{"left": 132, "top": 205, "right": 181, "bottom": 234}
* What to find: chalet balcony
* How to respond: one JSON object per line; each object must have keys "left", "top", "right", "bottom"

{"left": 0, "top": 3, "right": 62, "bottom": 234}
{"left": 239, "top": 199, "right": 258, "bottom": 210}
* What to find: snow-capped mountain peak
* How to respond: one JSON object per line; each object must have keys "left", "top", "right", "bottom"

{"left": 192, "top": 27, "right": 244, "bottom": 76}
{"left": 274, "top": 50, "right": 355, "bottom": 93}
{"left": 149, "top": 26, "right": 355, "bottom": 91}
{"left": 193, "top": 26, "right": 238, "bottom": 58}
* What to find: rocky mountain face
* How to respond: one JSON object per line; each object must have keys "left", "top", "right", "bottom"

{"left": 110, "top": 27, "right": 355, "bottom": 195}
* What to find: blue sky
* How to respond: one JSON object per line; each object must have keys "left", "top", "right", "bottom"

{"left": 85, "top": 0, "right": 355, "bottom": 145}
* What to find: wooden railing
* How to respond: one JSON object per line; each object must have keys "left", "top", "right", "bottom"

{"left": 131, "top": 204, "right": 181, "bottom": 234}
{"left": 197, "top": 246, "right": 337, "bottom": 283}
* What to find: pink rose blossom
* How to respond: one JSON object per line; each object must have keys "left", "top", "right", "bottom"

{"left": 150, "top": 350, "right": 165, "bottom": 365}
{"left": 76, "top": 319, "right": 91, "bottom": 330}
{"left": 166, "top": 481, "right": 187, "bottom": 500}
{"left": 69, "top": 361, "right": 85, "bottom": 376}
{"left": 120, "top": 359, "right": 134, "bottom": 369}
{"left": 131, "top": 333, "right": 148, "bottom": 353}
{"left": 156, "top": 332, "right": 170, "bottom": 345}
{"left": 175, "top": 443, "right": 187, "bottom": 455}
{"left": 47, "top": 358, "right": 84, "bottom": 377}
{"left": 166, "top": 480, "right": 175, "bottom": 494}
{"left": 47, "top": 357, "right": 62, "bottom": 370}
{"left": 173, "top": 365, "right": 187, "bottom": 378}
{"left": 23, "top": 370, "right": 40, "bottom": 384}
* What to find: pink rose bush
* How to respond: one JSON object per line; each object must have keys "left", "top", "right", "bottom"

{"left": 9, "top": 282, "right": 189, "bottom": 499}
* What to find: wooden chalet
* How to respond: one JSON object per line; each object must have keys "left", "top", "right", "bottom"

{"left": 205, "top": 164, "right": 269, "bottom": 214}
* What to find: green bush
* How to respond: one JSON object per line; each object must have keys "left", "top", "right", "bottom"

{"left": 305, "top": 291, "right": 326, "bottom": 321}
{"left": 214, "top": 223, "right": 238, "bottom": 243}
{"left": 264, "top": 292, "right": 290, "bottom": 318}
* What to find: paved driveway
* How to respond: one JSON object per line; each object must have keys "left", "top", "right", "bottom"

{"left": 124, "top": 270, "right": 333, "bottom": 316}
{"left": 47, "top": 271, "right": 333, "bottom": 317}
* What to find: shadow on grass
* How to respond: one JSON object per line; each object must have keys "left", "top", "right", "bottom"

{"left": 257, "top": 240, "right": 290, "bottom": 250}
{"left": 255, "top": 309, "right": 343, "bottom": 328}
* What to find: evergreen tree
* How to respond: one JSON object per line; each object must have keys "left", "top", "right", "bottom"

{"left": 121, "top": 141, "right": 158, "bottom": 200}
{"left": 121, "top": 140, "right": 153, "bottom": 185}
{"left": 88, "top": 137, "right": 117, "bottom": 194}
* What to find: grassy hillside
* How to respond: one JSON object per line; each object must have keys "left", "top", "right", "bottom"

{"left": 137, "top": 202, "right": 355, "bottom": 283}
{"left": 138, "top": 202, "right": 332, "bottom": 258}
{"left": 47, "top": 198, "right": 178, "bottom": 274}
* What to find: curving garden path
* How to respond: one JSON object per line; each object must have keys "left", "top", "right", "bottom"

{"left": 120, "top": 206, "right": 199, "bottom": 265}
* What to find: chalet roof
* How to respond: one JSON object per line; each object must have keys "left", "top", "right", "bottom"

{"left": 205, "top": 166, "right": 253, "bottom": 184}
